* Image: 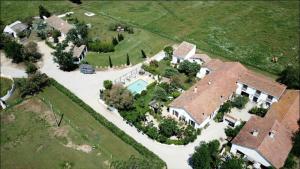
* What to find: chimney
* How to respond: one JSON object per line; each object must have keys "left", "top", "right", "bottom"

{"left": 194, "top": 87, "right": 198, "bottom": 93}
{"left": 269, "top": 131, "right": 275, "bottom": 138}
{"left": 251, "top": 129, "right": 259, "bottom": 136}
{"left": 208, "top": 81, "right": 211, "bottom": 85}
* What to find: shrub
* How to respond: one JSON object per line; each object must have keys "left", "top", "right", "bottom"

{"left": 225, "top": 122, "right": 246, "bottom": 139}
{"left": 178, "top": 60, "right": 200, "bottom": 77}
{"left": 159, "top": 118, "right": 179, "bottom": 138}
{"left": 4, "top": 40, "right": 24, "bottom": 63}
{"left": 171, "top": 91, "right": 181, "bottom": 98}
{"left": 214, "top": 101, "right": 232, "bottom": 122}
{"left": 163, "top": 46, "right": 173, "bottom": 59}
{"left": 149, "top": 60, "right": 159, "bottom": 67}
{"left": 25, "top": 62, "right": 38, "bottom": 74}
{"left": 163, "top": 67, "right": 179, "bottom": 78}
{"left": 153, "top": 86, "right": 167, "bottom": 102}
{"left": 39, "top": 5, "right": 51, "bottom": 19}
{"left": 103, "top": 80, "right": 113, "bottom": 90}
{"left": 117, "top": 33, "right": 124, "bottom": 41}
{"left": 146, "top": 125, "right": 159, "bottom": 140}
{"left": 231, "top": 96, "right": 248, "bottom": 109}
{"left": 249, "top": 107, "right": 268, "bottom": 117}
{"left": 277, "top": 65, "right": 300, "bottom": 89}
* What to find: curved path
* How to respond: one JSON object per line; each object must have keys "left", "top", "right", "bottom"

{"left": 3, "top": 41, "right": 227, "bottom": 169}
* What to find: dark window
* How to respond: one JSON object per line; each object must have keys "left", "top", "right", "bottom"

{"left": 253, "top": 97, "right": 258, "bottom": 102}
{"left": 267, "top": 95, "right": 273, "bottom": 100}
{"left": 256, "top": 90, "right": 261, "bottom": 94}
{"left": 205, "top": 70, "right": 210, "bottom": 75}
{"left": 242, "top": 84, "right": 248, "bottom": 89}
{"left": 189, "top": 120, "right": 195, "bottom": 126}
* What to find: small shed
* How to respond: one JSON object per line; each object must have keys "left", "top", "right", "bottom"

{"left": 223, "top": 114, "right": 241, "bottom": 127}
{"left": 80, "top": 64, "right": 95, "bottom": 74}
{"left": 148, "top": 100, "right": 161, "bottom": 113}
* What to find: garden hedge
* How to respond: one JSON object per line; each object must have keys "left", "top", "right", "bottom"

{"left": 50, "top": 79, "right": 166, "bottom": 168}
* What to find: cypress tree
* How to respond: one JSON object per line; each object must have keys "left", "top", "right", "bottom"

{"left": 109, "top": 56, "right": 113, "bottom": 68}
{"left": 126, "top": 54, "right": 130, "bottom": 66}
{"left": 141, "top": 49, "right": 146, "bottom": 58}
{"left": 117, "top": 33, "right": 124, "bottom": 41}
{"left": 112, "top": 37, "right": 118, "bottom": 46}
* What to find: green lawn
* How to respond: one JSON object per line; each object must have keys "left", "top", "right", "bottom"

{"left": 1, "top": 0, "right": 298, "bottom": 74}
{"left": 1, "top": 85, "right": 141, "bottom": 169}
{"left": 0, "top": 77, "right": 13, "bottom": 97}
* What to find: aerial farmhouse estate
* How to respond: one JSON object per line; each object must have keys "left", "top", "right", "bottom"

{"left": 169, "top": 41, "right": 287, "bottom": 129}
{"left": 231, "top": 90, "right": 299, "bottom": 169}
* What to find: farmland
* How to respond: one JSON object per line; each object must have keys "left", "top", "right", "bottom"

{"left": 1, "top": 0, "right": 298, "bottom": 73}
{"left": 1, "top": 85, "right": 141, "bottom": 169}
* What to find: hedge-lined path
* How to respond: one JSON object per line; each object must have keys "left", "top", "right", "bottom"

{"left": 4, "top": 41, "right": 227, "bottom": 169}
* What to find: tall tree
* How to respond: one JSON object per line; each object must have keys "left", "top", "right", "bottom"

{"left": 141, "top": 49, "right": 147, "bottom": 58}
{"left": 39, "top": 5, "right": 51, "bottom": 19}
{"left": 112, "top": 37, "right": 118, "bottom": 46}
{"left": 178, "top": 60, "right": 200, "bottom": 76}
{"left": 277, "top": 65, "right": 300, "bottom": 89}
{"left": 117, "top": 33, "right": 124, "bottom": 41}
{"left": 109, "top": 56, "right": 113, "bottom": 68}
{"left": 164, "top": 46, "right": 173, "bottom": 59}
{"left": 4, "top": 41, "right": 24, "bottom": 63}
{"left": 52, "top": 44, "right": 77, "bottom": 71}
{"left": 126, "top": 53, "right": 130, "bottom": 66}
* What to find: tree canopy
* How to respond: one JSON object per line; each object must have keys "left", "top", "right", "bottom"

{"left": 277, "top": 65, "right": 300, "bottom": 89}
{"left": 178, "top": 60, "right": 200, "bottom": 77}
{"left": 163, "top": 46, "right": 173, "bottom": 59}
{"left": 52, "top": 44, "right": 77, "bottom": 71}
{"left": 159, "top": 118, "right": 179, "bottom": 138}
{"left": 39, "top": 5, "right": 51, "bottom": 19}
{"left": 4, "top": 41, "right": 24, "bottom": 63}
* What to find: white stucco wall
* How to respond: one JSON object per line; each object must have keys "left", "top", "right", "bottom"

{"left": 169, "top": 106, "right": 217, "bottom": 129}
{"left": 171, "top": 46, "right": 196, "bottom": 64}
{"left": 3, "top": 26, "right": 17, "bottom": 37}
{"left": 236, "top": 82, "right": 278, "bottom": 108}
{"left": 231, "top": 144, "right": 272, "bottom": 168}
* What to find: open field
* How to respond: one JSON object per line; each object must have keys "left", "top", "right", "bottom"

{"left": 0, "top": 77, "right": 12, "bottom": 97}
{"left": 1, "top": 85, "right": 141, "bottom": 169}
{"left": 1, "top": 1, "right": 298, "bottom": 73}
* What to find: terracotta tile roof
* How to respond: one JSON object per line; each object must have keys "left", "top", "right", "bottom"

{"left": 233, "top": 90, "right": 299, "bottom": 168}
{"left": 202, "top": 59, "right": 224, "bottom": 71}
{"left": 238, "top": 71, "right": 286, "bottom": 98}
{"left": 265, "top": 90, "right": 300, "bottom": 133}
{"left": 73, "top": 45, "right": 86, "bottom": 58}
{"left": 191, "top": 54, "right": 211, "bottom": 63}
{"left": 232, "top": 116, "right": 294, "bottom": 168}
{"left": 45, "top": 15, "right": 73, "bottom": 34}
{"left": 170, "top": 62, "right": 247, "bottom": 124}
{"left": 173, "top": 41, "right": 196, "bottom": 59}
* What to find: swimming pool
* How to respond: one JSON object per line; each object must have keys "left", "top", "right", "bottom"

{"left": 127, "top": 79, "right": 148, "bottom": 94}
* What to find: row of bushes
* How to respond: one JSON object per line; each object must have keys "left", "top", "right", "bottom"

{"left": 49, "top": 79, "right": 165, "bottom": 168}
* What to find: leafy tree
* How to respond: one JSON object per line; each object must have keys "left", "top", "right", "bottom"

{"left": 39, "top": 5, "right": 51, "bottom": 19}
{"left": 52, "top": 30, "right": 61, "bottom": 43}
{"left": 146, "top": 125, "right": 159, "bottom": 140}
{"left": 109, "top": 56, "right": 113, "bottom": 68}
{"left": 24, "top": 41, "right": 42, "bottom": 62}
{"left": 25, "top": 62, "right": 38, "bottom": 74}
{"left": 277, "top": 66, "right": 300, "bottom": 89}
{"left": 170, "top": 75, "right": 183, "bottom": 89}
{"left": 220, "top": 156, "right": 246, "bottom": 169}
{"left": 178, "top": 60, "right": 200, "bottom": 76}
{"left": 126, "top": 53, "right": 130, "bottom": 66}
{"left": 232, "top": 96, "right": 249, "bottom": 109}
{"left": 164, "top": 46, "right": 173, "bottom": 59}
{"left": 103, "top": 80, "right": 113, "bottom": 90}
{"left": 225, "top": 122, "right": 246, "bottom": 140}
{"left": 182, "top": 125, "right": 198, "bottom": 144}
{"left": 52, "top": 44, "right": 77, "bottom": 71}
{"left": 153, "top": 86, "right": 167, "bottom": 102}
{"left": 149, "top": 60, "right": 159, "bottom": 67}
{"left": 4, "top": 41, "right": 24, "bottom": 63}
{"left": 164, "top": 67, "right": 179, "bottom": 78}
{"left": 15, "top": 72, "right": 49, "bottom": 97}
{"left": 110, "top": 156, "right": 162, "bottom": 169}
{"left": 214, "top": 101, "right": 232, "bottom": 122}
{"left": 249, "top": 107, "right": 268, "bottom": 117}
{"left": 103, "top": 84, "right": 134, "bottom": 110}
{"left": 117, "top": 33, "right": 124, "bottom": 41}
{"left": 159, "top": 118, "right": 179, "bottom": 137}
{"left": 141, "top": 49, "right": 147, "bottom": 58}
{"left": 291, "top": 128, "right": 300, "bottom": 157}
{"left": 112, "top": 37, "right": 118, "bottom": 46}
{"left": 67, "top": 21, "right": 88, "bottom": 46}
{"left": 190, "top": 140, "right": 220, "bottom": 169}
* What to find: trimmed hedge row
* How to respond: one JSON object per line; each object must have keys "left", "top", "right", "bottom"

{"left": 50, "top": 79, "right": 166, "bottom": 168}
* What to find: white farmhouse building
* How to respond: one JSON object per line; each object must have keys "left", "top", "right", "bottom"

{"left": 169, "top": 59, "right": 287, "bottom": 129}
{"left": 231, "top": 90, "right": 299, "bottom": 169}
{"left": 197, "top": 59, "right": 286, "bottom": 108}
{"left": 3, "top": 21, "right": 28, "bottom": 38}
{"left": 45, "top": 15, "right": 73, "bottom": 37}
{"left": 171, "top": 41, "right": 196, "bottom": 64}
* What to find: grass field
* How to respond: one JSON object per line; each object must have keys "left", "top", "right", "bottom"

{"left": 0, "top": 77, "right": 13, "bottom": 97}
{"left": 1, "top": 85, "right": 141, "bottom": 169}
{"left": 1, "top": 1, "right": 298, "bottom": 74}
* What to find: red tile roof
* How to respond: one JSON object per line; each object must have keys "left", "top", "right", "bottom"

{"left": 233, "top": 90, "right": 300, "bottom": 168}
{"left": 170, "top": 62, "right": 247, "bottom": 124}
{"left": 46, "top": 15, "right": 73, "bottom": 34}
{"left": 173, "top": 41, "right": 196, "bottom": 59}
{"left": 238, "top": 71, "right": 286, "bottom": 98}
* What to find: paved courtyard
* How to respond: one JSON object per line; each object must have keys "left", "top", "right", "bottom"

{"left": 1, "top": 41, "right": 229, "bottom": 169}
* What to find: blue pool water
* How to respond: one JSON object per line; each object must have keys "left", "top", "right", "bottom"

{"left": 127, "top": 79, "right": 148, "bottom": 94}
